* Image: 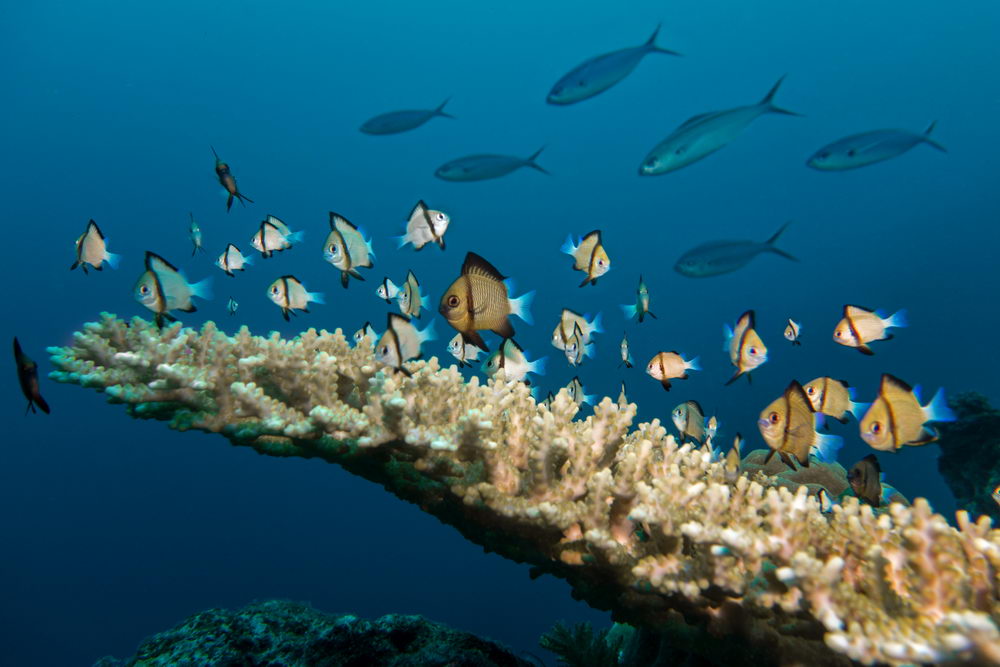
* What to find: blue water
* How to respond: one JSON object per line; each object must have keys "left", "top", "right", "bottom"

{"left": 3, "top": 2, "right": 999, "bottom": 664}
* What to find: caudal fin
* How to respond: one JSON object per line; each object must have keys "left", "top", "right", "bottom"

{"left": 308, "top": 291, "right": 326, "bottom": 305}
{"left": 922, "top": 121, "right": 948, "bottom": 153}
{"left": 621, "top": 303, "right": 637, "bottom": 320}
{"left": 525, "top": 146, "right": 549, "bottom": 174}
{"left": 884, "top": 309, "right": 907, "bottom": 329}
{"left": 509, "top": 289, "right": 535, "bottom": 325}
{"left": 764, "top": 221, "right": 798, "bottom": 262}
{"left": 105, "top": 252, "right": 122, "bottom": 269}
{"left": 923, "top": 387, "right": 956, "bottom": 423}
{"left": 645, "top": 23, "right": 682, "bottom": 56}
{"left": 190, "top": 277, "right": 213, "bottom": 301}
{"left": 435, "top": 98, "right": 455, "bottom": 119}
{"left": 759, "top": 75, "right": 802, "bottom": 117}
{"left": 812, "top": 433, "right": 844, "bottom": 464}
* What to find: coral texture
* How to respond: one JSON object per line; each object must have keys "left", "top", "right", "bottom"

{"left": 53, "top": 315, "right": 1000, "bottom": 666}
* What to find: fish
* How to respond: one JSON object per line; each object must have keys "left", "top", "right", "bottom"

{"left": 723, "top": 310, "right": 767, "bottom": 385}
{"left": 645, "top": 351, "right": 699, "bottom": 391}
{"left": 376, "top": 277, "right": 400, "bottom": 303}
{"left": 817, "top": 488, "right": 836, "bottom": 514}
{"left": 992, "top": 484, "right": 1000, "bottom": 509}
{"left": 551, "top": 309, "right": 603, "bottom": 350}
{"left": 672, "top": 400, "right": 706, "bottom": 444}
{"left": 375, "top": 313, "right": 436, "bottom": 374}
{"left": 435, "top": 147, "right": 548, "bottom": 182}
{"left": 251, "top": 215, "right": 304, "bottom": 259}
{"left": 784, "top": 319, "right": 801, "bottom": 346}
{"left": 398, "top": 200, "right": 450, "bottom": 251}
{"left": 266, "top": 275, "right": 325, "bottom": 321}
{"left": 621, "top": 274, "right": 656, "bottom": 322}
{"left": 619, "top": 332, "right": 634, "bottom": 368}
{"left": 563, "top": 322, "right": 595, "bottom": 367}
{"left": 803, "top": 377, "right": 869, "bottom": 424}
{"left": 398, "top": 270, "right": 430, "bottom": 319}
{"left": 211, "top": 146, "right": 253, "bottom": 212}
{"left": 639, "top": 76, "right": 801, "bottom": 176}
{"left": 807, "top": 122, "right": 947, "bottom": 171}
{"left": 560, "top": 230, "right": 610, "bottom": 287}
{"left": 439, "top": 252, "right": 534, "bottom": 351}
{"left": 480, "top": 338, "right": 545, "bottom": 383}
{"left": 758, "top": 380, "right": 843, "bottom": 469}
{"left": 547, "top": 24, "right": 681, "bottom": 105}
{"left": 324, "top": 212, "right": 375, "bottom": 288}
{"left": 541, "top": 391, "right": 557, "bottom": 410}
{"left": 216, "top": 244, "right": 253, "bottom": 277}
{"left": 188, "top": 213, "right": 205, "bottom": 256}
{"left": 13, "top": 337, "right": 50, "bottom": 415}
{"left": 833, "top": 305, "right": 907, "bottom": 355}
{"left": 565, "top": 376, "right": 596, "bottom": 406}
{"left": 859, "top": 374, "right": 956, "bottom": 451}
{"left": 617, "top": 382, "right": 629, "bottom": 408}
{"left": 360, "top": 99, "right": 454, "bottom": 135}
{"left": 353, "top": 321, "right": 377, "bottom": 349}
{"left": 446, "top": 332, "right": 482, "bottom": 368}
{"left": 848, "top": 454, "right": 883, "bottom": 507}
{"left": 706, "top": 415, "right": 719, "bottom": 442}
{"left": 70, "top": 219, "right": 121, "bottom": 274}
{"left": 675, "top": 222, "right": 797, "bottom": 278}
{"left": 723, "top": 434, "right": 742, "bottom": 483}
{"left": 227, "top": 297, "right": 238, "bottom": 316}
{"left": 134, "top": 251, "right": 212, "bottom": 327}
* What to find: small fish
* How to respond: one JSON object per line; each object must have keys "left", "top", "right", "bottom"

{"left": 992, "top": 483, "right": 1000, "bottom": 509}
{"left": 563, "top": 322, "right": 595, "bottom": 366}
{"left": 398, "top": 270, "right": 430, "bottom": 319}
{"left": 439, "top": 252, "right": 534, "bottom": 351}
{"left": 724, "top": 310, "right": 767, "bottom": 385}
{"left": 216, "top": 244, "right": 253, "bottom": 277}
{"left": 251, "top": 215, "right": 304, "bottom": 259}
{"left": 324, "top": 212, "right": 375, "bottom": 288}
{"left": 723, "top": 434, "right": 742, "bottom": 483}
{"left": 376, "top": 277, "right": 400, "bottom": 303}
{"left": 784, "top": 319, "right": 801, "bottom": 346}
{"left": 817, "top": 488, "right": 836, "bottom": 513}
{"left": 706, "top": 415, "right": 719, "bottom": 441}
{"left": 759, "top": 380, "right": 843, "bottom": 469}
{"left": 267, "top": 275, "right": 325, "bottom": 321}
{"left": 672, "top": 400, "right": 706, "bottom": 444}
{"left": 639, "top": 76, "right": 801, "bottom": 176}
{"left": 435, "top": 147, "right": 548, "bottom": 182}
{"left": 227, "top": 297, "right": 238, "bottom": 316}
{"left": 848, "top": 454, "right": 883, "bottom": 507}
{"left": 551, "top": 309, "right": 603, "bottom": 350}
{"left": 803, "top": 377, "right": 869, "bottom": 424}
{"left": 619, "top": 332, "right": 634, "bottom": 368}
{"left": 375, "top": 313, "right": 436, "bottom": 374}
{"left": 446, "top": 332, "right": 482, "bottom": 368}
{"left": 353, "top": 321, "right": 377, "bottom": 349}
{"left": 617, "top": 382, "right": 628, "bottom": 408}
{"left": 675, "top": 222, "right": 797, "bottom": 278}
{"left": 565, "top": 376, "right": 596, "bottom": 406}
{"left": 211, "top": 146, "right": 253, "bottom": 212}
{"left": 480, "top": 338, "right": 545, "bottom": 383}
{"left": 70, "top": 220, "right": 121, "bottom": 274}
{"left": 560, "top": 230, "right": 610, "bottom": 287}
{"left": 645, "top": 351, "right": 699, "bottom": 391}
{"left": 398, "top": 200, "right": 450, "bottom": 251}
{"left": 360, "top": 99, "right": 454, "bottom": 135}
{"left": 807, "top": 122, "right": 947, "bottom": 171}
{"left": 541, "top": 391, "right": 557, "bottom": 410}
{"left": 859, "top": 374, "right": 955, "bottom": 451}
{"left": 621, "top": 274, "right": 656, "bottom": 322}
{"left": 13, "top": 337, "right": 50, "bottom": 415}
{"left": 134, "top": 251, "right": 212, "bottom": 327}
{"left": 547, "top": 24, "right": 681, "bottom": 105}
{"left": 188, "top": 213, "right": 206, "bottom": 256}
{"left": 833, "top": 305, "right": 907, "bottom": 355}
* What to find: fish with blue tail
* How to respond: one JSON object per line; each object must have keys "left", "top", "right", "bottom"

{"left": 551, "top": 309, "right": 602, "bottom": 351}
{"left": 211, "top": 146, "right": 253, "bottom": 212}
{"left": 833, "top": 305, "right": 906, "bottom": 355}
{"left": 398, "top": 200, "right": 450, "bottom": 250}
{"left": 435, "top": 147, "right": 548, "bottom": 182}
{"left": 807, "top": 122, "right": 946, "bottom": 170}
{"left": 621, "top": 275, "right": 655, "bottom": 322}
{"left": 675, "top": 221, "right": 797, "bottom": 278}
{"left": 267, "top": 276, "right": 324, "bottom": 321}
{"left": 188, "top": 213, "right": 205, "bottom": 256}
{"left": 672, "top": 400, "right": 706, "bottom": 445}
{"left": 324, "top": 212, "right": 375, "bottom": 288}
{"left": 134, "top": 251, "right": 212, "bottom": 327}
{"left": 446, "top": 332, "right": 481, "bottom": 368}
{"left": 564, "top": 376, "right": 595, "bottom": 406}
{"left": 562, "top": 323, "right": 594, "bottom": 367}
{"left": 784, "top": 319, "right": 801, "bottom": 346}
{"left": 758, "top": 380, "right": 843, "bottom": 469}
{"left": 803, "top": 377, "right": 869, "bottom": 424}
{"left": 645, "top": 351, "right": 699, "bottom": 391}
{"left": 251, "top": 215, "right": 304, "bottom": 259}
{"left": 619, "top": 332, "right": 633, "bottom": 368}
{"left": 216, "top": 244, "right": 253, "bottom": 277}
{"left": 375, "top": 313, "right": 436, "bottom": 376}
{"left": 858, "top": 374, "right": 955, "bottom": 451}
{"left": 481, "top": 338, "right": 545, "bottom": 384}
{"left": 561, "top": 230, "right": 610, "bottom": 286}
{"left": 398, "top": 270, "right": 430, "bottom": 319}
{"left": 360, "top": 99, "right": 454, "bottom": 135}
{"left": 353, "top": 321, "right": 377, "bottom": 349}
{"left": 70, "top": 220, "right": 121, "bottom": 274}
{"left": 724, "top": 310, "right": 767, "bottom": 385}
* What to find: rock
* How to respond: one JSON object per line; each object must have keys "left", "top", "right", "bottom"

{"left": 937, "top": 392, "right": 1000, "bottom": 523}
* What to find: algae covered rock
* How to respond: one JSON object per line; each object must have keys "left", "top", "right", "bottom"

{"left": 937, "top": 392, "right": 1000, "bottom": 523}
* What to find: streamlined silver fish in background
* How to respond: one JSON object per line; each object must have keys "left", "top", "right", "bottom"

{"left": 674, "top": 221, "right": 797, "bottom": 277}
{"left": 547, "top": 24, "right": 681, "bottom": 105}
{"left": 639, "top": 76, "right": 801, "bottom": 175}
{"left": 806, "top": 122, "right": 946, "bottom": 170}
{"left": 360, "top": 99, "right": 454, "bottom": 135}
{"left": 435, "top": 147, "right": 548, "bottom": 182}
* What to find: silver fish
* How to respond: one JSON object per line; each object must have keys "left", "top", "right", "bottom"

{"left": 227, "top": 297, "right": 238, "bottom": 316}
{"left": 375, "top": 313, "right": 436, "bottom": 373}
{"left": 435, "top": 148, "right": 548, "bottom": 182}
{"left": 251, "top": 215, "right": 303, "bottom": 258}
{"left": 398, "top": 200, "right": 450, "bottom": 250}
{"left": 675, "top": 221, "right": 797, "bottom": 278}
{"left": 353, "top": 321, "right": 377, "bottom": 348}
{"left": 267, "top": 275, "right": 324, "bottom": 321}
{"left": 134, "top": 251, "right": 212, "bottom": 326}
{"left": 360, "top": 99, "right": 454, "bottom": 135}
{"left": 216, "top": 244, "right": 253, "bottom": 277}
{"left": 446, "top": 332, "right": 481, "bottom": 368}
{"left": 188, "top": 213, "right": 205, "bottom": 256}
{"left": 70, "top": 220, "right": 120, "bottom": 274}
{"left": 807, "top": 122, "right": 946, "bottom": 171}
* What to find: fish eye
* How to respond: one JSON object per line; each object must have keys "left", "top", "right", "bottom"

{"left": 447, "top": 295, "right": 460, "bottom": 308}
{"left": 271, "top": 287, "right": 278, "bottom": 294}
{"left": 644, "top": 158, "right": 657, "bottom": 168}
{"left": 674, "top": 147, "right": 685, "bottom": 155}
{"left": 806, "top": 387, "right": 815, "bottom": 395}
{"left": 871, "top": 422, "right": 882, "bottom": 434}
{"left": 435, "top": 213, "right": 446, "bottom": 222}
{"left": 749, "top": 347, "right": 757, "bottom": 355}
{"left": 847, "top": 149, "right": 856, "bottom": 157}
{"left": 769, "top": 412, "right": 780, "bottom": 423}
{"left": 139, "top": 285, "right": 149, "bottom": 294}
{"left": 820, "top": 152, "right": 830, "bottom": 159}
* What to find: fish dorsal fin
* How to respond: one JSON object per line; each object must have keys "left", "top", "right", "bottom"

{"left": 738, "top": 310, "right": 756, "bottom": 330}
{"left": 387, "top": 312, "right": 412, "bottom": 332}
{"left": 862, "top": 453, "right": 881, "bottom": 475}
{"left": 881, "top": 373, "right": 914, "bottom": 396}
{"left": 87, "top": 220, "right": 105, "bottom": 239}
{"left": 330, "top": 212, "right": 358, "bottom": 232}
{"left": 462, "top": 252, "right": 506, "bottom": 281}
{"left": 678, "top": 111, "right": 716, "bottom": 130}
{"left": 688, "top": 399, "right": 705, "bottom": 415}
{"left": 406, "top": 269, "right": 419, "bottom": 286}
{"left": 504, "top": 337, "right": 524, "bottom": 355}
{"left": 844, "top": 304, "right": 875, "bottom": 318}
{"left": 145, "top": 251, "right": 179, "bottom": 273}
{"left": 264, "top": 215, "right": 289, "bottom": 235}
{"left": 409, "top": 200, "right": 429, "bottom": 222}
{"left": 836, "top": 378, "right": 851, "bottom": 389}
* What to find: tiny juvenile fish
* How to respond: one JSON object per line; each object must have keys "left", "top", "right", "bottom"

{"left": 564, "top": 376, "right": 595, "bottom": 406}
{"left": 807, "top": 122, "right": 946, "bottom": 171}
{"left": 446, "top": 332, "right": 481, "bottom": 368}
{"left": 706, "top": 415, "right": 719, "bottom": 442}
{"left": 551, "top": 309, "right": 602, "bottom": 350}
{"left": 398, "top": 200, "right": 450, "bottom": 251}
{"left": 188, "top": 213, "right": 205, "bottom": 256}
{"left": 675, "top": 222, "right": 797, "bottom": 278}
{"left": 216, "top": 244, "right": 253, "bottom": 277}
{"left": 375, "top": 313, "right": 436, "bottom": 374}
{"left": 617, "top": 382, "right": 628, "bottom": 408}
{"left": 645, "top": 351, "right": 699, "bottom": 391}
{"left": 134, "top": 251, "right": 212, "bottom": 327}
{"left": 398, "top": 270, "right": 429, "bottom": 319}
{"left": 848, "top": 454, "right": 883, "bottom": 507}
{"left": 376, "top": 277, "right": 400, "bottom": 303}
{"left": 211, "top": 146, "right": 253, "bottom": 212}
{"left": 724, "top": 434, "right": 742, "bottom": 483}
{"left": 227, "top": 297, "right": 238, "bottom": 316}
{"left": 724, "top": 310, "right": 767, "bottom": 385}
{"left": 353, "top": 321, "right": 377, "bottom": 348}
{"left": 267, "top": 275, "right": 324, "bottom": 321}
{"left": 251, "top": 215, "right": 304, "bottom": 258}
{"left": 833, "top": 305, "right": 907, "bottom": 355}
{"left": 439, "top": 252, "right": 534, "bottom": 351}
{"left": 803, "top": 377, "right": 869, "bottom": 424}
{"left": 70, "top": 219, "right": 121, "bottom": 274}
{"left": 435, "top": 147, "right": 547, "bottom": 182}
{"left": 621, "top": 274, "right": 656, "bottom": 322}
{"left": 672, "top": 400, "right": 706, "bottom": 444}
{"left": 759, "top": 380, "right": 843, "bottom": 469}
{"left": 560, "top": 230, "right": 610, "bottom": 287}
{"left": 619, "top": 332, "right": 633, "bottom": 368}
{"left": 481, "top": 338, "right": 545, "bottom": 383}
{"left": 859, "top": 374, "right": 955, "bottom": 451}
{"left": 13, "top": 337, "right": 50, "bottom": 415}
{"left": 817, "top": 488, "right": 836, "bottom": 513}
{"left": 562, "top": 322, "right": 594, "bottom": 367}
{"left": 360, "top": 99, "right": 454, "bottom": 135}
{"left": 784, "top": 319, "right": 801, "bottom": 346}
{"left": 541, "top": 391, "right": 557, "bottom": 410}
{"left": 324, "top": 212, "right": 375, "bottom": 288}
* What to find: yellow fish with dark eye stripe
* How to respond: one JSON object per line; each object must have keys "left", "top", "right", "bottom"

{"left": 858, "top": 374, "right": 955, "bottom": 451}
{"left": 833, "top": 304, "right": 907, "bottom": 355}
{"left": 724, "top": 310, "right": 767, "bottom": 385}
{"left": 758, "top": 380, "right": 842, "bottom": 469}
{"left": 803, "top": 377, "right": 868, "bottom": 423}
{"left": 324, "top": 212, "right": 375, "bottom": 288}
{"left": 560, "top": 230, "right": 610, "bottom": 286}
{"left": 71, "top": 219, "right": 121, "bottom": 274}
{"left": 645, "top": 351, "right": 699, "bottom": 391}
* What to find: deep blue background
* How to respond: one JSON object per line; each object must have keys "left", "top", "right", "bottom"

{"left": 3, "top": 1, "right": 999, "bottom": 664}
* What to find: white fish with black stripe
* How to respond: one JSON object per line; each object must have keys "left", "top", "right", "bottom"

{"left": 71, "top": 220, "right": 121, "bottom": 274}
{"left": 267, "top": 275, "right": 324, "bottom": 321}
{"left": 133, "top": 251, "right": 212, "bottom": 326}
{"left": 216, "top": 244, "right": 253, "bottom": 277}
{"left": 481, "top": 338, "right": 546, "bottom": 383}
{"left": 375, "top": 313, "right": 436, "bottom": 374}
{"left": 251, "top": 215, "right": 303, "bottom": 258}
{"left": 398, "top": 200, "right": 450, "bottom": 250}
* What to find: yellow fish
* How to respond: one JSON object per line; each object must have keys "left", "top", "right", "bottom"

{"left": 671, "top": 400, "right": 706, "bottom": 444}
{"left": 858, "top": 374, "right": 955, "bottom": 451}
{"left": 783, "top": 318, "right": 801, "bottom": 346}
{"left": 251, "top": 215, "right": 303, "bottom": 258}
{"left": 723, "top": 434, "right": 742, "bottom": 483}
{"left": 724, "top": 310, "right": 767, "bottom": 385}
{"left": 71, "top": 220, "right": 121, "bottom": 274}
{"left": 621, "top": 274, "right": 656, "bottom": 322}
{"left": 645, "top": 351, "right": 699, "bottom": 391}
{"left": 212, "top": 146, "right": 253, "bottom": 212}
{"left": 324, "top": 212, "right": 375, "bottom": 288}
{"left": 267, "top": 275, "right": 324, "bottom": 321}
{"left": 375, "top": 313, "right": 436, "bottom": 375}
{"left": 133, "top": 251, "right": 212, "bottom": 327}
{"left": 803, "top": 377, "right": 869, "bottom": 423}
{"left": 758, "top": 380, "right": 842, "bottom": 468}
{"left": 833, "top": 304, "right": 907, "bottom": 355}
{"left": 398, "top": 270, "right": 430, "bottom": 319}
{"left": 560, "top": 230, "right": 610, "bottom": 287}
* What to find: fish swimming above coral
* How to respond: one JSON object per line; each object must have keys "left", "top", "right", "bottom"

{"left": 807, "top": 122, "right": 947, "bottom": 170}
{"left": 375, "top": 312, "right": 436, "bottom": 374}
{"left": 353, "top": 321, "right": 377, "bottom": 349}
{"left": 70, "top": 219, "right": 120, "bottom": 274}
{"left": 397, "top": 270, "right": 429, "bottom": 319}
{"left": 848, "top": 454, "right": 883, "bottom": 507}
{"left": 546, "top": 24, "right": 681, "bottom": 105}
{"left": 446, "top": 332, "right": 481, "bottom": 368}
{"left": 359, "top": 99, "right": 454, "bottom": 135}
{"left": 833, "top": 304, "right": 906, "bottom": 355}
{"left": 397, "top": 200, "right": 450, "bottom": 250}
{"left": 759, "top": 380, "right": 843, "bottom": 468}
{"left": 324, "top": 212, "right": 375, "bottom": 288}
{"left": 251, "top": 215, "right": 304, "bottom": 259}
{"left": 674, "top": 221, "right": 797, "bottom": 277}
{"left": 551, "top": 309, "right": 602, "bottom": 351}
{"left": 672, "top": 400, "right": 706, "bottom": 445}
{"left": 621, "top": 274, "right": 655, "bottom": 322}
{"left": 803, "top": 377, "right": 869, "bottom": 424}
{"left": 435, "top": 147, "right": 548, "bottom": 182}
{"left": 211, "top": 146, "right": 253, "bottom": 212}
{"left": 619, "top": 332, "right": 633, "bottom": 368}
{"left": 560, "top": 229, "right": 610, "bottom": 286}
{"left": 645, "top": 351, "right": 699, "bottom": 391}
{"left": 133, "top": 251, "right": 212, "bottom": 327}
{"left": 724, "top": 310, "right": 767, "bottom": 385}
{"left": 226, "top": 297, "right": 238, "bottom": 316}
{"left": 639, "top": 76, "right": 801, "bottom": 175}
{"left": 216, "top": 244, "right": 253, "bottom": 277}
{"left": 480, "top": 338, "right": 544, "bottom": 384}
{"left": 859, "top": 374, "right": 955, "bottom": 451}
{"left": 188, "top": 213, "right": 204, "bottom": 256}
{"left": 562, "top": 322, "right": 594, "bottom": 367}
{"left": 13, "top": 337, "right": 50, "bottom": 415}
{"left": 267, "top": 275, "right": 324, "bottom": 321}
{"left": 564, "top": 376, "right": 595, "bottom": 406}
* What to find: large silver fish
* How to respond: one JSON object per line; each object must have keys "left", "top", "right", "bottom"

{"left": 435, "top": 147, "right": 547, "bottom": 182}
{"left": 360, "top": 99, "right": 454, "bottom": 135}
{"left": 547, "top": 24, "right": 680, "bottom": 105}
{"left": 639, "top": 76, "right": 801, "bottom": 175}
{"left": 807, "top": 122, "right": 946, "bottom": 170}
{"left": 674, "top": 221, "right": 797, "bottom": 278}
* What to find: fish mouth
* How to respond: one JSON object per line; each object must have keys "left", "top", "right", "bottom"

{"left": 757, "top": 418, "right": 771, "bottom": 430}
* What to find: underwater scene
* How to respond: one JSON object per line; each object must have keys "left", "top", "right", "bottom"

{"left": 5, "top": 1, "right": 1000, "bottom": 665}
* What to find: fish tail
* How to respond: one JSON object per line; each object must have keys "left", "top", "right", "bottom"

{"left": 526, "top": 146, "right": 549, "bottom": 174}
{"left": 583, "top": 342, "right": 596, "bottom": 359}
{"left": 308, "top": 291, "right": 326, "bottom": 305}
{"left": 418, "top": 321, "right": 437, "bottom": 344}
{"left": 104, "top": 252, "right": 122, "bottom": 270}
{"left": 885, "top": 308, "right": 908, "bottom": 329}
{"left": 508, "top": 288, "right": 535, "bottom": 325}
{"left": 620, "top": 303, "right": 637, "bottom": 320}
{"left": 394, "top": 233, "right": 410, "bottom": 249}
{"left": 765, "top": 221, "right": 798, "bottom": 261}
{"left": 529, "top": 354, "right": 547, "bottom": 377}
{"left": 722, "top": 324, "right": 734, "bottom": 351}
{"left": 645, "top": 22, "right": 682, "bottom": 56}
{"left": 625, "top": 354, "right": 634, "bottom": 368}
{"left": 365, "top": 234, "right": 376, "bottom": 260}
{"left": 243, "top": 254, "right": 254, "bottom": 267}
{"left": 924, "top": 387, "right": 956, "bottom": 423}
{"left": 226, "top": 193, "right": 234, "bottom": 212}
{"left": 587, "top": 312, "right": 604, "bottom": 335}
{"left": 760, "top": 75, "right": 803, "bottom": 116}
{"left": 421, "top": 294, "right": 430, "bottom": 309}
{"left": 684, "top": 356, "right": 700, "bottom": 372}
{"left": 189, "top": 277, "right": 213, "bottom": 301}
{"left": 435, "top": 98, "right": 455, "bottom": 119}
{"left": 34, "top": 394, "right": 51, "bottom": 415}
{"left": 285, "top": 230, "right": 305, "bottom": 245}
{"left": 850, "top": 400, "right": 871, "bottom": 420}
{"left": 922, "top": 121, "right": 948, "bottom": 152}
{"left": 812, "top": 433, "right": 844, "bottom": 464}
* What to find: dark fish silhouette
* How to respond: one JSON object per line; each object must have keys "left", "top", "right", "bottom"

{"left": 13, "top": 337, "right": 50, "bottom": 415}
{"left": 211, "top": 146, "right": 253, "bottom": 212}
